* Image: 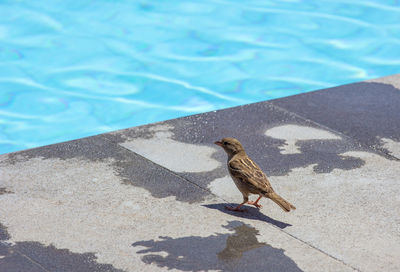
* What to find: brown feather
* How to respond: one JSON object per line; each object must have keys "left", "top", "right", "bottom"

{"left": 266, "top": 192, "right": 296, "bottom": 212}
{"left": 229, "top": 157, "right": 273, "bottom": 194}
{"left": 216, "top": 137, "right": 296, "bottom": 212}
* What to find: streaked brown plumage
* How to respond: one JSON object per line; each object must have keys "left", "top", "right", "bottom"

{"left": 215, "top": 137, "right": 296, "bottom": 212}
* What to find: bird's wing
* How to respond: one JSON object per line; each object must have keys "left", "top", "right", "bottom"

{"left": 228, "top": 157, "right": 274, "bottom": 194}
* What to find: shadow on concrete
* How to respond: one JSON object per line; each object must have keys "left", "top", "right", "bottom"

{"left": 203, "top": 203, "right": 292, "bottom": 229}
{"left": 132, "top": 221, "right": 302, "bottom": 272}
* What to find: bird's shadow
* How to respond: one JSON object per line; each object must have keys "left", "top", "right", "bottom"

{"left": 202, "top": 203, "right": 292, "bottom": 229}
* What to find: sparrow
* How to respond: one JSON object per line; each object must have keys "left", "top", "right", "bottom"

{"left": 215, "top": 137, "right": 296, "bottom": 212}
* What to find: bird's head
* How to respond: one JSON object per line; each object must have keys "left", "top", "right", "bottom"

{"left": 214, "top": 137, "right": 245, "bottom": 156}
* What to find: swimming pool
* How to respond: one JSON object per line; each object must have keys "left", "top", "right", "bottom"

{"left": 1, "top": 0, "right": 400, "bottom": 154}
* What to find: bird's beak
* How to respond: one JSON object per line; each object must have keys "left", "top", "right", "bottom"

{"left": 214, "top": 141, "right": 223, "bottom": 147}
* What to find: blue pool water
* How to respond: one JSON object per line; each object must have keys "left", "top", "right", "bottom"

{"left": 1, "top": 1, "right": 400, "bottom": 154}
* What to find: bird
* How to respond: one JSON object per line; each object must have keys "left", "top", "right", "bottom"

{"left": 214, "top": 137, "right": 296, "bottom": 212}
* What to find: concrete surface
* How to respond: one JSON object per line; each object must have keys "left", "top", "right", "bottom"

{"left": 1, "top": 74, "right": 400, "bottom": 271}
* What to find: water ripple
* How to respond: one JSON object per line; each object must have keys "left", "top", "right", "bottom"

{"left": 1, "top": 0, "right": 400, "bottom": 154}
{"left": 247, "top": 7, "right": 375, "bottom": 28}
{"left": 130, "top": 72, "right": 248, "bottom": 103}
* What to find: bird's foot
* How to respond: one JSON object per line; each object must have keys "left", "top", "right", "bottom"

{"left": 247, "top": 201, "right": 262, "bottom": 209}
{"left": 225, "top": 206, "right": 245, "bottom": 212}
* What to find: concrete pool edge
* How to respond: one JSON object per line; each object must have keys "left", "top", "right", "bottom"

{"left": 1, "top": 74, "right": 400, "bottom": 272}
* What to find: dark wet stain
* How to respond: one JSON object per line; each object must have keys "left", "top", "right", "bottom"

{"left": 270, "top": 82, "right": 400, "bottom": 160}
{"left": 203, "top": 203, "right": 291, "bottom": 229}
{"left": 166, "top": 106, "right": 369, "bottom": 177}
{"left": 0, "top": 223, "right": 125, "bottom": 272}
{"left": 0, "top": 223, "right": 10, "bottom": 240}
{"left": 2, "top": 87, "right": 377, "bottom": 205}
{"left": 2, "top": 135, "right": 209, "bottom": 203}
{"left": 276, "top": 139, "right": 366, "bottom": 175}
{"left": 132, "top": 221, "right": 303, "bottom": 272}
{"left": 3, "top": 135, "right": 121, "bottom": 164}
{"left": 104, "top": 113, "right": 369, "bottom": 204}
{"left": 105, "top": 113, "right": 368, "bottom": 181}
{"left": 0, "top": 187, "right": 14, "bottom": 195}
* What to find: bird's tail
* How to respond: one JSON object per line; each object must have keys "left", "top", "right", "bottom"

{"left": 266, "top": 192, "right": 296, "bottom": 212}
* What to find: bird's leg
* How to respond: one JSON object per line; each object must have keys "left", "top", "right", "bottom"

{"left": 247, "top": 195, "right": 263, "bottom": 208}
{"left": 225, "top": 195, "right": 248, "bottom": 212}
{"left": 225, "top": 202, "right": 246, "bottom": 212}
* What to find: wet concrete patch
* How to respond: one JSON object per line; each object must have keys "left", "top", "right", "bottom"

{"left": 0, "top": 223, "right": 124, "bottom": 272}
{"left": 1, "top": 242, "right": 125, "bottom": 272}
{"left": 265, "top": 124, "right": 341, "bottom": 154}
{"left": 132, "top": 221, "right": 302, "bottom": 272}
{"left": 270, "top": 81, "right": 400, "bottom": 159}
{"left": 104, "top": 104, "right": 368, "bottom": 199}
{"left": 0, "top": 247, "right": 46, "bottom": 272}
{"left": 3, "top": 135, "right": 114, "bottom": 164}
{"left": 0, "top": 223, "right": 10, "bottom": 241}
{"left": 0, "top": 135, "right": 208, "bottom": 203}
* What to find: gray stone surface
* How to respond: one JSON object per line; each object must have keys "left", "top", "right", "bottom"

{"left": 3, "top": 135, "right": 207, "bottom": 203}
{"left": 1, "top": 223, "right": 47, "bottom": 272}
{"left": 2, "top": 74, "right": 400, "bottom": 271}
{"left": 0, "top": 152, "right": 352, "bottom": 272}
{"left": 0, "top": 223, "right": 124, "bottom": 272}
{"left": 104, "top": 102, "right": 368, "bottom": 194}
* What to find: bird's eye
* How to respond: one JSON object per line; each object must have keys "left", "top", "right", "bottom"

{"left": 223, "top": 141, "right": 228, "bottom": 145}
